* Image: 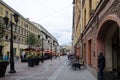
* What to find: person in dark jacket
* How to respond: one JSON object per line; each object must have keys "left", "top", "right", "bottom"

{"left": 97, "top": 52, "right": 105, "bottom": 80}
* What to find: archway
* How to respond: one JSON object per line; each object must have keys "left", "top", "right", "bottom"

{"left": 97, "top": 20, "right": 120, "bottom": 80}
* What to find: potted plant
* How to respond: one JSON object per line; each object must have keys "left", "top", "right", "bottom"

{"left": 27, "top": 54, "right": 35, "bottom": 67}
{"left": 34, "top": 54, "right": 40, "bottom": 65}
{"left": 0, "top": 60, "right": 9, "bottom": 77}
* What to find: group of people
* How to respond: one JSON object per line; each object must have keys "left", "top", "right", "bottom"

{"left": 67, "top": 52, "right": 105, "bottom": 80}
{"left": 67, "top": 53, "right": 84, "bottom": 70}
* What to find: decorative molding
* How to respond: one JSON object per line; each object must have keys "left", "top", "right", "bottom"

{"left": 99, "top": 0, "right": 120, "bottom": 23}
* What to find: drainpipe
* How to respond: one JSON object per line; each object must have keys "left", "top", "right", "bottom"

{"left": 118, "top": 26, "right": 120, "bottom": 56}
{"left": 80, "top": 0, "right": 83, "bottom": 58}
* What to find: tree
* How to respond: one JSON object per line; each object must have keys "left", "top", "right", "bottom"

{"left": 0, "top": 17, "right": 5, "bottom": 58}
{"left": 26, "top": 33, "right": 37, "bottom": 47}
{"left": 0, "top": 17, "right": 5, "bottom": 44}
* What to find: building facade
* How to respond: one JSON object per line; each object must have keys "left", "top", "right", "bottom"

{"left": 0, "top": 1, "right": 59, "bottom": 58}
{"left": 33, "top": 23, "right": 59, "bottom": 54}
{"left": 72, "top": 0, "right": 120, "bottom": 79}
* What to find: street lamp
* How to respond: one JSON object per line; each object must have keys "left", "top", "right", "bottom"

{"left": 50, "top": 43, "right": 52, "bottom": 52}
{"left": 3, "top": 13, "right": 19, "bottom": 73}
{"left": 50, "top": 43, "right": 52, "bottom": 60}
{"left": 41, "top": 37, "right": 44, "bottom": 63}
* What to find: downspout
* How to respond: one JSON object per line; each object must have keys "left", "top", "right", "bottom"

{"left": 118, "top": 26, "right": 120, "bottom": 59}
{"left": 80, "top": 0, "right": 83, "bottom": 58}
{"left": 72, "top": 0, "right": 75, "bottom": 53}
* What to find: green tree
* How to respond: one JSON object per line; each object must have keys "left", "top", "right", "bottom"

{"left": 0, "top": 17, "right": 5, "bottom": 44}
{"left": 0, "top": 17, "right": 5, "bottom": 58}
{"left": 26, "top": 33, "right": 37, "bottom": 47}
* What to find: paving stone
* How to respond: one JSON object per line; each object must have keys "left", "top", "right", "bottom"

{"left": 0, "top": 56, "right": 96, "bottom": 80}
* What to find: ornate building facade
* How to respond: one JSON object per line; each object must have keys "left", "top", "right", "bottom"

{"left": 0, "top": 1, "right": 59, "bottom": 58}
{"left": 72, "top": 0, "right": 120, "bottom": 79}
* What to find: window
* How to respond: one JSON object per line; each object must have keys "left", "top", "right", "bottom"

{"left": 14, "top": 26, "right": 17, "bottom": 33}
{"left": 5, "top": 10, "right": 8, "bottom": 17}
{"left": 14, "top": 36, "right": 16, "bottom": 40}
{"left": 13, "top": 48, "right": 16, "bottom": 56}
{"left": 18, "top": 26, "right": 20, "bottom": 34}
{"left": 88, "top": 40, "right": 92, "bottom": 65}
{"left": 84, "top": 9, "right": 86, "bottom": 27}
{"left": 10, "top": 13, "right": 12, "bottom": 21}
{"left": 89, "top": 0, "right": 94, "bottom": 16}
{"left": 89, "top": 0, "right": 92, "bottom": 12}
{"left": 82, "top": 0, "right": 85, "bottom": 8}
{"left": 21, "top": 21, "right": 23, "bottom": 26}
{"left": 13, "top": 25, "right": 15, "bottom": 32}
{"left": 5, "top": 35, "right": 8, "bottom": 40}
{"left": 18, "top": 19, "right": 20, "bottom": 25}
{"left": 0, "top": 7, "right": 3, "bottom": 15}
{"left": 21, "top": 28, "right": 23, "bottom": 35}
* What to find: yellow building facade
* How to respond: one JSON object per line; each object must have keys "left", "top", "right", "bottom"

{"left": 0, "top": 1, "right": 58, "bottom": 58}
{"left": 72, "top": 0, "right": 100, "bottom": 57}
{"left": 0, "top": 1, "right": 41, "bottom": 57}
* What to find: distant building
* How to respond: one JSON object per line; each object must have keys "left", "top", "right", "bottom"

{"left": 60, "top": 45, "right": 72, "bottom": 55}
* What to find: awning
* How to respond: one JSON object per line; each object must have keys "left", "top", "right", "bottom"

{"left": 22, "top": 47, "right": 35, "bottom": 52}
{"left": 44, "top": 50, "right": 53, "bottom": 54}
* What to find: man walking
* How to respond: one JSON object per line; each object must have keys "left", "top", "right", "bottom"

{"left": 97, "top": 52, "right": 105, "bottom": 80}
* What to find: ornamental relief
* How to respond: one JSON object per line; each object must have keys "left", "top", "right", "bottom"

{"left": 107, "top": 0, "right": 120, "bottom": 18}
{"left": 99, "top": 0, "right": 120, "bottom": 23}
{"left": 103, "top": 0, "right": 120, "bottom": 21}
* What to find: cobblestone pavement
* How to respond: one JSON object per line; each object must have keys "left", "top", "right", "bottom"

{"left": 0, "top": 56, "right": 96, "bottom": 80}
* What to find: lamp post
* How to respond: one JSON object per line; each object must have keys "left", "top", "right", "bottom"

{"left": 3, "top": 13, "right": 19, "bottom": 73}
{"left": 50, "top": 43, "right": 52, "bottom": 52}
{"left": 50, "top": 43, "right": 52, "bottom": 60}
{"left": 41, "top": 37, "right": 44, "bottom": 63}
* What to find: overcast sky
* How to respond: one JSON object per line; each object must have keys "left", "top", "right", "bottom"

{"left": 3, "top": 0, "right": 73, "bottom": 45}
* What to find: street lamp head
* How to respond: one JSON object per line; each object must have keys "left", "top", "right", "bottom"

{"left": 3, "top": 16, "right": 9, "bottom": 26}
{"left": 38, "top": 35, "right": 40, "bottom": 39}
{"left": 13, "top": 13, "right": 19, "bottom": 24}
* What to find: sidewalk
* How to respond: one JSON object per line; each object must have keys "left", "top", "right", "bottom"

{"left": 0, "top": 56, "right": 96, "bottom": 80}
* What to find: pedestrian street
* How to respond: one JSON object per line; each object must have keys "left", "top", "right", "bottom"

{"left": 0, "top": 56, "right": 96, "bottom": 80}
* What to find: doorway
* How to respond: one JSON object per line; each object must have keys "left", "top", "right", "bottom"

{"left": 97, "top": 20, "right": 120, "bottom": 80}
{"left": 112, "top": 29, "right": 120, "bottom": 79}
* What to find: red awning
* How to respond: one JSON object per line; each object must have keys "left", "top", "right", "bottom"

{"left": 22, "top": 47, "right": 35, "bottom": 52}
{"left": 44, "top": 50, "right": 53, "bottom": 54}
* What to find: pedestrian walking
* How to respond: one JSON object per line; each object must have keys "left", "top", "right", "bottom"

{"left": 50, "top": 54, "right": 52, "bottom": 60}
{"left": 97, "top": 52, "right": 105, "bottom": 80}
{"left": 58, "top": 53, "right": 60, "bottom": 59}
{"left": 3, "top": 55, "right": 9, "bottom": 61}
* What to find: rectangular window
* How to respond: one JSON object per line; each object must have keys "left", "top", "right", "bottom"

{"left": 21, "top": 21, "right": 23, "bottom": 26}
{"left": 18, "top": 19, "right": 20, "bottom": 25}
{"left": 13, "top": 48, "right": 16, "bottom": 56}
{"left": 89, "top": 0, "right": 92, "bottom": 12}
{"left": 5, "top": 10, "right": 8, "bottom": 17}
{"left": 0, "top": 7, "right": 3, "bottom": 15}
{"left": 88, "top": 40, "right": 92, "bottom": 65}
{"left": 21, "top": 28, "right": 23, "bottom": 34}
{"left": 84, "top": 9, "right": 86, "bottom": 27}
{"left": 83, "top": 43, "right": 86, "bottom": 62}
{"left": 15, "top": 26, "right": 17, "bottom": 33}
{"left": 10, "top": 13, "right": 12, "bottom": 21}
{"left": 18, "top": 27, "right": 20, "bottom": 34}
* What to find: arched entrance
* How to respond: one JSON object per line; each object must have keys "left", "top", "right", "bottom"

{"left": 97, "top": 20, "right": 120, "bottom": 80}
